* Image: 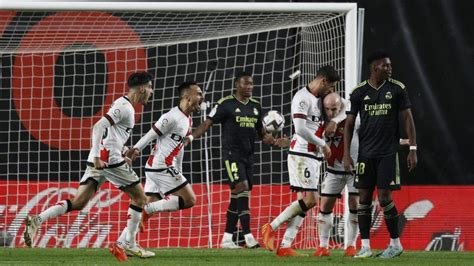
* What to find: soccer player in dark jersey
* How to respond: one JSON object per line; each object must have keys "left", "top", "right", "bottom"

{"left": 343, "top": 50, "right": 417, "bottom": 258}
{"left": 186, "top": 72, "right": 287, "bottom": 248}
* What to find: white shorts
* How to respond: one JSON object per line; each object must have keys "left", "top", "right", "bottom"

{"left": 287, "top": 152, "right": 322, "bottom": 192}
{"left": 320, "top": 168, "right": 358, "bottom": 196}
{"left": 144, "top": 167, "right": 189, "bottom": 198}
{"left": 80, "top": 162, "right": 140, "bottom": 189}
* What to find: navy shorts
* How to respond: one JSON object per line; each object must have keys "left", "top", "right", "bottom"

{"left": 354, "top": 154, "right": 400, "bottom": 190}
{"left": 222, "top": 152, "right": 253, "bottom": 190}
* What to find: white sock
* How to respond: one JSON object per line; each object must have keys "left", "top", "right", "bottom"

{"left": 280, "top": 214, "right": 305, "bottom": 248}
{"left": 38, "top": 200, "right": 70, "bottom": 224}
{"left": 361, "top": 239, "right": 371, "bottom": 248}
{"left": 126, "top": 205, "right": 142, "bottom": 248}
{"left": 117, "top": 227, "right": 128, "bottom": 247}
{"left": 317, "top": 212, "right": 333, "bottom": 248}
{"left": 346, "top": 212, "right": 359, "bottom": 247}
{"left": 144, "top": 195, "right": 180, "bottom": 214}
{"left": 270, "top": 200, "right": 303, "bottom": 230}
{"left": 222, "top": 232, "right": 233, "bottom": 242}
{"left": 390, "top": 238, "right": 402, "bottom": 249}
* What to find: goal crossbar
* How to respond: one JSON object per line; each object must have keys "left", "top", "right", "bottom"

{"left": 2, "top": 2, "right": 356, "bottom": 13}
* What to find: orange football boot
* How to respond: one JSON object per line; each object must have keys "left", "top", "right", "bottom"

{"left": 313, "top": 247, "right": 330, "bottom": 257}
{"left": 276, "top": 248, "right": 306, "bottom": 257}
{"left": 109, "top": 243, "right": 128, "bottom": 262}
{"left": 344, "top": 246, "right": 357, "bottom": 257}
{"left": 261, "top": 223, "right": 276, "bottom": 251}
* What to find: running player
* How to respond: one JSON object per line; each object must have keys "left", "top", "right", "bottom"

{"left": 23, "top": 71, "right": 156, "bottom": 260}
{"left": 119, "top": 82, "right": 203, "bottom": 235}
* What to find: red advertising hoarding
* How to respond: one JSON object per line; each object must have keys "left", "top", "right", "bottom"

{"left": 0, "top": 181, "right": 472, "bottom": 251}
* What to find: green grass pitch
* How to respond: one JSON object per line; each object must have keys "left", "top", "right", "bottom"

{"left": 1, "top": 248, "right": 473, "bottom": 265}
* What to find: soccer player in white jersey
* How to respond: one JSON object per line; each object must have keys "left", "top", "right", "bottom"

{"left": 23, "top": 72, "right": 155, "bottom": 260}
{"left": 120, "top": 82, "right": 203, "bottom": 233}
{"left": 315, "top": 92, "right": 360, "bottom": 257}
{"left": 262, "top": 66, "right": 345, "bottom": 257}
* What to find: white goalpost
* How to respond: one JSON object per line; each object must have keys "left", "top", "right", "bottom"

{"left": 0, "top": 2, "right": 358, "bottom": 248}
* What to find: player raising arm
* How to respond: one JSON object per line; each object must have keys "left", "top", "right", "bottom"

{"left": 122, "top": 82, "right": 203, "bottom": 232}
{"left": 24, "top": 72, "right": 155, "bottom": 261}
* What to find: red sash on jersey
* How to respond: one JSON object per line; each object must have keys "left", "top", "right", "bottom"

{"left": 317, "top": 120, "right": 346, "bottom": 168}
{"left": 147, "top": 144, "right": 156, "bottom": 167}
{"left": 100, "top": 148, "right": 109, "bottom": 163}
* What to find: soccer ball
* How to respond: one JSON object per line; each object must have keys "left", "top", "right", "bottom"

{"left": 263, "top": 110, "right": 285, "bottom": 133}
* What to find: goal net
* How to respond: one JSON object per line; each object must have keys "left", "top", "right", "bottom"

{"left": 0, "top": 2, "right": 357, "bottom": 248}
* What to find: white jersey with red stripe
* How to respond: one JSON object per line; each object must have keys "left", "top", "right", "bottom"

{"left": 145, "top": 106, "right": 192, "bottom": 170}
{"left": 87, "top": 96, "right": 134, "bottom": 165}
{"left": 315, "top": 99, "right": 360, "bottom": 172}
{"left": 289, "top": 86, "right": 324, "bottom": 157}
{"left": 316, "top": 116, "right": 360, "bottom": 172}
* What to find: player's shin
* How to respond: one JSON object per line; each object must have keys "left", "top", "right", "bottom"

{"left": 358, "top": 202, "right": 372, "bottom": 248}
{"left": 270, "top": 199, "right": 306, "bottom": 230}
{"left": 382, "top": 201, "right": 402, "bottom": 248}
{"left": 280, "top": 213, "right": 305, "bottom": 248}
{"left": 224, "top": 193, "right": 239, "bottom": 235}
{"left": 237, "top": 191, "right": 251, "bottom": 234}
{"left": 38, "top": 199, "right": 72, "bottom": 224}
{"left": 144, "top": 195, "right": 181, "bottom": 213}
{"left": 346, "top": 210, "right": 359, "bottom": 247}
{"left": 317, "top": 211, "right": 333, "bottom": 248}
{"left": 126, "top": 204, "right": 142, "bottom": 248}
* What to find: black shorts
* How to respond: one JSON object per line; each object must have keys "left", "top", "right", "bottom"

{"left": 222, "top": 153, "right": 253, "bottom": 190}
{"left": 354, "top": 154, "right": 400, "bottom": 190}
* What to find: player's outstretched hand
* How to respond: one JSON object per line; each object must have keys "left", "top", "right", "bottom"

{"left": 93, "top": 157, "right": 107, "bottom": 170}
{"left": 262, "top": 133, "right": 276, "bottom": 146}
{"left": 322, "top": 144, "right": 332, "bottom": 159}
{"left": 407, "top": 150, "right": 417, "bottom": 172}
{"left": 342, "top": 154, "right": 354, "bottom": 172}
{"left": 125, "top": 148, "right": 140, "bottom": 161}
{"left": 274, "top": 135, "right": 290, "bottom": 148}
{"left": 324, "top": 121, "right": 337, "bottom": 137}
{"left": 183, "top": 136, "right": 191, "bottom": 147}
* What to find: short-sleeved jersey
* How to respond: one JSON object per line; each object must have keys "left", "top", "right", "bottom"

{"left": 146, "top": 106, "right": 192, "bottom": 169}
{"left": 87, "top": 96, "right": 134, "bottom": 165}
{"left": 347, "top": 78, "right": 411, "bottom": 158}
{"left": 208, "top": 95, "right": 262, "bottom": 160}
{"left": 316, "top": 115, "right": 360, "bottom": 172}
{"left": 289, "top": 86, "right": 324, "bottom": 158}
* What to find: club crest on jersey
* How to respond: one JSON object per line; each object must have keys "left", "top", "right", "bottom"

{"left": 310, "top": 115, "right": 321, "bottom": 122}
{"left": 208, "top": 105, "right": 218, "bottom": 117}
{"left": 235, "top": 108, "right": 241, "bottom": 113}
{"left": 385, "top": 91, "right": 393, "bottom": 100}
{"left": 253, "top": 108, "right": 259, "bottom": 115}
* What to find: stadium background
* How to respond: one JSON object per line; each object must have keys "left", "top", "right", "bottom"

{"left": 0, "top": 0, "right": 473, "bottom": 251}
